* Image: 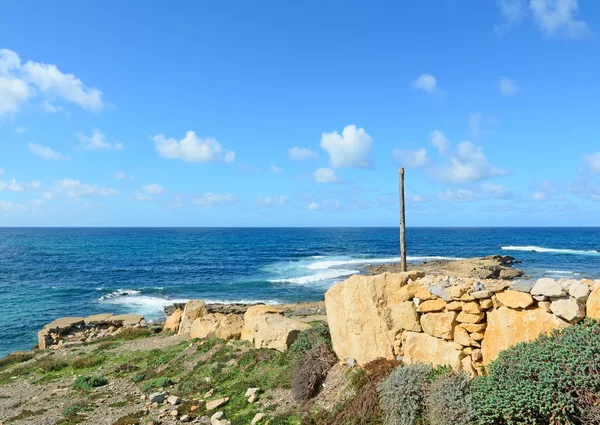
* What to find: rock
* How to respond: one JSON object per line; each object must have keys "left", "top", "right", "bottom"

{"left": 179, "top": 300, "right": 207, "bottom": 335}
{"left": 568, "top": 281, "right": 590, "bottom": 301}
{"left": 170, "top": 409, "right": 179, "bottom": 417}
{"left": 588, "top": 285, "right": 600, "bottom": 320}
{"left": 206, "top": 398, "right": 229, "bottom": 411}
{"left": 346, "top": 357, "right": 356, "bottom": 368}
{"left": 470, "top": 290, "right": 492, "bottom": 299}
{"left": 533, "top": 295, "right": 548, "bottom": 301}
{"left": 538, "top": 301, "right": 551, "bottom": 312}
{"left": 428, "top": 281, "right": 451, "bottom": 298}
{"left": 420, "top": 312, "right": 457, "bottom": 340}
{"left": 416, "top": 299, "right": 447, "bottom": 313}
{"left": 110, "top": 314, "right": 145, "bottom": 326}
{"left": 324, "top": 272, "right": 423, "bottom": 364}
{"left": 241, "top": 311, "right": 310, "bottom": 352}
{"left": 167, "top": 395, "right": 182, "bottom": 405}
{"left": 531, "top": 278, "right": 565, "bottom": 298}
{"left": 482, "top": 306, "right": 569, "bottom": 365}
{"left": 495, "top": 290, "right": 534, "bottom": 309}
{"left": 550, "top": 298, "right": 585, "bottom": 323}
{"left": 149, "top": 392, "right": 167, "bottom": 404}
{"left": 163, "top": 309, "right": 183, "bottom": 332}
{"left": 390, "top": 302, "right": 421, "bottom": 332}
{"left": 247, "top": 393, "right": 258, "bottom": 403}
{"left": 403, "top": 331, "right": 464, "bottom": 371}
{"left": 485, "top": 282, "right": 510, "bottom": 293}
{"left": 181, "top": 415, "right": 191, "bottom": 422}
{"left": 456, "top": 311, "right": 484, "bottom": 323}
{"left": 459, "top": 323, "right": 486, "bottom": 333}
{"left": 243, "top": 305, "right": 280, "bottom": 318}
{"left": 215, "top": 314, "right": 244, "bottom": 340}
{"left": 453, "top": 325, "right": 472, "bottom": 346}
{"left": 251, "top": 413, "right": 265, "bottom": 425}
{"left": 204, "top": 389, "right": 215, "bottom": 398}
{"left": 211, "top": 412, "right": 224, "bottom": 421}
{"left": 462, "top": 302, "right": 481, "bottom": 315}
{"left": 446, "top": 301, "right": 464, "bottom": 311}
{"left": 509, "top": 281, "right": 535, "bottom": 293}
{"left": 479, "top": 299, "right": 493, "bottom": 309}
{"left": 245, "top": 388, "right": 260, "bottom": 398}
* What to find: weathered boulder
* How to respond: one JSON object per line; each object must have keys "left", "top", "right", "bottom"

{"left": 192, "top": 313, "right": 243, "bottom": 340}
{"left": 325, "top": 271, "right": 424, "bottom": 364}
{"left": 163, "top": 309, "right": 183, "bottom": 332}
{"left": 462, "top": 302, "right": 482, "bottom": 314}
{"left": 403, "top": 332, "right": 464, "bottom": 371}
{"left": 495, "top": 290, "right": 534, "bottom": 309}
{"left": 508, "top": 281, "right": 535, "bottom": 293}
{"left": 550, "top": 298, "right": 585, "bottom": 323}
{"left": 241, "top": 310, "right": 310, "bottom": 352}
{"left": 531, "top": 278, "right": 565, "bottom": 298}
{"left": 178, "top": 300, "right": 207, "bottom": 335}
{"left": 587, "top": 285, "right": 600, "bottom": 320}
{"left": 482, "top": 306, "right": 568, "bottom": 365}
{"left": 569, "top": 281, "right": 590, "bottom": 301}
{"left": 191, "top": 313, "right": 223, "bottom": 339}
{"left": 420, "top": 312, "right": 457, "bottom": 340}
{"left": 391, "top": 301, "right": 422, "bottom": 332}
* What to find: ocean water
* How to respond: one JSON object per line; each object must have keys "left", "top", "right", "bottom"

{"left": 1, "top": 227, "right": 599, "bottom": 357}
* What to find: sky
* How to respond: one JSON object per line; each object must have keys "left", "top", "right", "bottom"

{"left": 1, "top": 0, "right": 600, "bottom": 227}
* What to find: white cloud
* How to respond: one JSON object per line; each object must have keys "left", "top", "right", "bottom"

{"left": 28, "top": 142, "right": 69, "bottom": 160}
{"left": 530, "top": 180, "right": 558, "bottom": 201}
{"left": 307, "top": 202, "right": 320, "bottom": 210}
{"left": 0, "top": 49, "right": 103, "bottom": 116}
{"left": 497, "top": 0, "right": 527, "bottom": 23}
{"left": 55, "top": 179, "right": 119, "bottom": 197}
{"left": 141, "top": 183, "right": 165, "bottom": 195}
{"left": 42, "top": 191, "right": 53, "bottom": 200}
{"left": 482, "top": 182, "right": 513, "bottom": 199}
{"left": 392, "top": 148, "right": 429, "bottom": 168}
{"left": 152, "top": 131, "right": 235, "bottom": 163}
{"left": 192, "top": 193, "right": 238, "bottom": 206}
{"left": 0, "top": 200, "right": 27, "bottom": 212}
{"left": 438, "top": 188, "right": 476, "bottom": 202}
{"left": 76, "top": 129, "right": 124, "bottom": 151}
{"left": 411, "top": 74, "right": 438, "bottom": 94}
{"left": 257, "top": 195, "right": 287, "bottom": 206}
{"left": 498, "top": 77, "right": 519, "bottom": 96}
{"left": 430, "top": 130, "right": 450, "bottom": 154}
{"left": 530, "top": 0, "right": 590, "bottom": 38}
{"left": 270, "top": 163, "right": 283, "bottom": 173}
{"left": 585, "top": 152, "right": 600, "bottom": 174}
{"left": 15, "top": 127, "right": 27, "bottom": 133}
{"left": 288, "top": 146, "right": 318, "bottom": 160}
{"left": 435, "top": 141, "right": 507, "bottom": 184}
{"left": 0, "top": 179, "right": 24, "bottom": 192}
{"left": 115, "top": 171, "right": 134, "bottom": 180}
{"left": 407, "top": 193, "right": 428, "bottom": 203}
{"left": 134, "top": 192, "right": 153, "bottom": 202}
{"left": 320, "top": 125, "right": 373, "bottom": 169}
{"left": 314, "top": 167, "right": 341, "bottom": 183}
{"left": 531, "top": 191, "right": 546, "bottom": 201}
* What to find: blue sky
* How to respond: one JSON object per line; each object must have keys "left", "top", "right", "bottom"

{"left": 1, "top": 0, "right": 600, "bottom": 226}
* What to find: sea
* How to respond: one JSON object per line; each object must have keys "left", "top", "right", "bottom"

{"left": 1, "top": 227, "right": 599, "bottom": 357}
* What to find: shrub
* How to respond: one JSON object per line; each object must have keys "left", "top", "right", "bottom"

{"left": 72, "top": 354, "right": 104, "bottom": 369}
{"left": 471, "top": 319, "right": 600, "bottom": 425}
{"left": 0, "top": 351, "right": 35, "bottom": 369}
{"left": 378, "top": 364, "right": 431, "bottom": 425}
{"left": 72, "top": 375, "right": 108, "bottom": 391}
{"left": 37, "top": 355, "right": 70, "bottom": 372}
{"left": 425, "top": 372, "right": 472, "bottom": 425}
{"left": 332, "top": 358, "right": 399, "bottom": 425}
{"left": 291, "top": 342, "right": 337, "bottom": 401}
{"left": 176, "top": 373, "right": 212, "bottom": 396}
{"left": 140, "top": 376, "right": 174, "bottom": 391}
{"left": 289, "top": 322, "right": 332, "bottom": 355}
{"left": 578, "top": 390, "right": 600, "bottom": 425}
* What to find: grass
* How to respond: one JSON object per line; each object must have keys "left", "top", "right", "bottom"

{"left": 112, "top": 411, "right": 145, "bottom": 425}
{"left": 72, "top": 353, "right": 105, "bottom": 369}
{"left": 140, "top": 376, "right": 174, "bottom": 391}
{"left": 0, "top": 351, "right": 35, "bottom": 370}
{"left": 72, "top": 375, "right": 108, "bottom": 391}
{"left": 5, "top": 408, "right": 47, "bottom": 423}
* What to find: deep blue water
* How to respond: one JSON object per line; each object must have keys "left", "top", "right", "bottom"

{"left": 1, "top": 227, "right": 599, "bottom": 357}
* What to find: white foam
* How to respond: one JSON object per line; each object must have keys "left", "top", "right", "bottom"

{"left": 546, "top": 270, "right": 575, "bottom": 274}
{"left": 100, "top": 294, "right": 189, "bottom": 310}
{"left": 305, "top": 256, "right": 463, "bottom": 270}
{"left": 502, "top": 246, "right": 599, "bottom": 255}
{"left": 269, "top": 269, "right": 360, "bottom": 284}
{"left": 99, "top": 289, "right": 141, "bottom": 300}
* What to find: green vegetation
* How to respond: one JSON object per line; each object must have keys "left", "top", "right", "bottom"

{"left": 72, "top": 353, "right": 105, "bottom": 369}
{"left": 379, "top": 364, "right": 431, "bottom": 425}
{"left": 72, "top": 375, "right": 108, "bottom": 391}
{"left": 289, "top": 321, "right": 331, "bottom": 355}
{"left": 0, "top": 351, "right": 35, "bottom": 370}
{"left": 140, "top": 376, "right": 174, "bottom": 391}
{"left": 5, "top": 408, "right": 47, "bottom": 423}
{"left": 425, "top": 372, "right": 471, "bottom": 425}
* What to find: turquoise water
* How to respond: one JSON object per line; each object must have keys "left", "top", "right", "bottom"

{"left": 1, "top": 227, "right": 599, "bottom": 357}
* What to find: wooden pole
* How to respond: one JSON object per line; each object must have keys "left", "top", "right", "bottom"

{"left": 399, "top": 168, "right": 407, "bottom": 272}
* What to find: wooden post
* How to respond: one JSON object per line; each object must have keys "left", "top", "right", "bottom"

{"left": 399, "top": 168, "right": 407, "bottom": 272}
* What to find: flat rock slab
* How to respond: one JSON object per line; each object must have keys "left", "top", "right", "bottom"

{"left": 44, "top": 317, "right": 85, "bottom": 332}
{"left": 85, "top": 313, "right": 114, "bottom": 324}
{"left": 110, "top": 314, "right": 144, "bottom": 326}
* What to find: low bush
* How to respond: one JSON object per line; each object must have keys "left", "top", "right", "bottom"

{"left": 332, "top": 358, "right": 399, "bottom": 425}
{"left": 140, "top": 376, "right": 174, "bottom": 391}
{"left": 471, "top": 319, "right": 600, "bottom": 425}
{"left": 72, "top": 375, "right": 108, "bottom": 391}
{"left": 289, "top": 322, "right": 332, "bottom": 355}
{"left": 378, "top": 364, "right": 431, "bottom": 425}
{"left": 0, "top": 351, "right": 35, "bottom": 369}
{"left": 425, "top": 372, "right": 472, "bottom": 425}
{"left": 37, "top": 355, "right": 70, "bottom": 372}
{"left": 72, "top": 354, "right": 104, "bottom": 369}
{"left": 176, "top": 373, "right": 212, "bottom": 396}
{"left": 291, "top": 342, "right": 337, "bottom": 401}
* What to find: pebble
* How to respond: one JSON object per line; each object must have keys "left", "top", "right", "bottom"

{"left": 251, "top": 413, "right": 265, "bottom": 425}
{"left": 167, "top": 395, "right": 182, "bottom": 405}
{"left": 170, "top": 409, "right": 179, "bottom": 417}
{"left": 149, "top": 391, "right": 167, "bottom": 404}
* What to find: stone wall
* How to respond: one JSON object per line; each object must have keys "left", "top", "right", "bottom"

{"left": 325, "top": 272, "right": 600, "bottom": 376}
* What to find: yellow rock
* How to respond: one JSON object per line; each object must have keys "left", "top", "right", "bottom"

{"left": 481, "top": 306, "right": 569, "bottom": 365}
{"left": 454, "top": 325, "right": 471, "bottom": 346}
{"left": 416, "top": 299, "right": 447, "bottom": 313}
{"left": 459, "top": 323, "right": 486, "bottom": 333}
{"left": 420, "top": 312, "right": 457, "bottom": 340}
{"left": 461, "top": 356, "right": 476, "bottom": 377}
{"left": 414, "top": 285, "right": 437, "bottom": 301}
{"left": 495, "top": 290, "right": 534, "bottom": 309}
{"left": 587, "top": 285, "right": 600, "bottom": 320}
{"left": 403, "top": 331, "right": 464, "bottom": 371}
{"left": 470, "top": 331, "right": 485, "bottom": 341}
{"left": 446, "top": 301, "right": 464, "bottom": 311}
{"left": 390, "top": 301, "right": 422, "bottom": 332}
{"left": 178, "top": 300, "right": 207, "bottom": 335}
{"left": 163, "top": 309, "right": 183, "bottom": 332}
{"left": 462, "top": 302, "right": 481, "bottom": 314}
{"left": 456, "top": 311, "right": 485, "bottom": 324}
{"left": 479, "top": 299, "right": 493, "bottom": 309}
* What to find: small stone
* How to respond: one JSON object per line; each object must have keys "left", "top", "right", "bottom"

{"left": 495, "top": 290, "right": 534, "bottom": 309}
{"left": 509, "top": 281, "right": 535, "bottom": 293}
{"left": 533, "top": 295, "right": 548, "bottom": 301}
{"left": 459, "top": 322, "right": 486, "bottom": 333}
{"left": 462, "top": 302, "right": 481, "bottom": 315}
{"left": 446, "top": 301, "right": 463, "bottom": 311}
{"left": 167, "top": 395, "right": 182, "bottom": 405}
{"left": 206, "top": 397, "right": 229, "bottom": 411}
{"left": 149, "top": 392, "right": 167, "bottom": 404}
{"left": 204, "top": 389, "right": 215, "bottom": 398}
{"left": 251, "top": 413, "right": 265, "bottom": 425}
{"left": 470, "top": 290, "right": 492, "bottom": 300}
{"left": 346, "top": 357, "right": 356, "bottom": 368}
{"left": 532, "top": 278, "right": 565, "bottom": 298}
{"left": 170, "top": 409, "right": 179, "bottom": 417}
{"left": 211, "top": 412, "right": 224, "bottom": 421}
{"left": 248, "top": 393, "right": 258, "bottom": 403}
{"left": 456, "top": 311, "right": 484, "bottom": 324}
{"left": 180, "top": 415, "right": 191, "bottom": 422}
{"left": 568, "top": 281, "right": 590, "bottom": 301}
{"left": 479, "top": 299, "right": 493, "bottom": 309}
{"left": 416, "top": 299, "right": 446, "bottom": 313}
{"left": 550, "top": 298, "right": 585, "bottom": 323}
{"left": 245, "top": 388, "right": 260, "bottom": 398}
